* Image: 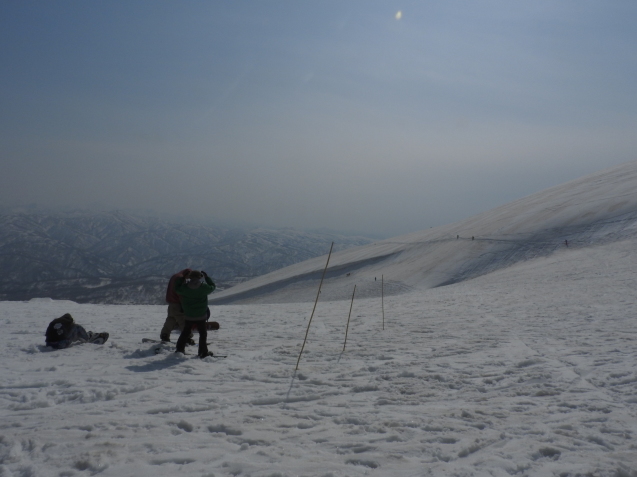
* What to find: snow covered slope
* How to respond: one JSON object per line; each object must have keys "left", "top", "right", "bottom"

{"left": 1, "top": 236, "right": 636, "bottom": 476}
{"left": 212, "top": 161, "right": 637, "bottom": 304}
{"left": 2, "top": 162, "right": 637, "bottom": 476}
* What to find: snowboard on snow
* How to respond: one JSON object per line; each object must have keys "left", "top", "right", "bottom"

{"left": 142, "top": 338, "right": 173, "bottom": 354}
{"left": 87, "top": 331, "right": 109, "bottom": 344}
{"left": 193, "top": 321, "right": 220, "bottom": 331}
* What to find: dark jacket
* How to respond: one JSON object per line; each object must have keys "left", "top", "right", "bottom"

{"left": 174, "top": 276, "right": 215, "bottom": 319}
{"left": 45, "top": 313, "right": 75, "bottom": 343}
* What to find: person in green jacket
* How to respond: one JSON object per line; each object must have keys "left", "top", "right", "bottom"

{"left": 174, "top": 270, "right": 216, "bottom": 358}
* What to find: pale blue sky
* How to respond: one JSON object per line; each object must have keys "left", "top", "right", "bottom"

{"left": 2, "top": 1, "right": 636, "bottom": 236}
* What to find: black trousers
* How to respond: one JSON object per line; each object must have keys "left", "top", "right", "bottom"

{"left": 176, "top": 320, "right": 208, "bottom": 356}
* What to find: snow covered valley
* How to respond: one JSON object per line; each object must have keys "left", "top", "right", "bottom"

{"left": 2, "top": 162, "right": 637, "bottom": 476}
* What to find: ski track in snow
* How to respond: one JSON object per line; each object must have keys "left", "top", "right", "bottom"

{"left": 1, "top": 241, "right": 637, "bottom": 476}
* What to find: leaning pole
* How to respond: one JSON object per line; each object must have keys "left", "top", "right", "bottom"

{"left": 342, "top": 284, "right": 357, "bottom": 353}
{"left": 295, "top": 242, "right": 334, "bottom": 371}
{"left": 381, "top": 274, "right": 385, "bottom": 330}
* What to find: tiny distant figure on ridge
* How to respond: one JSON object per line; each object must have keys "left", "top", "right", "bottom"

{"left": 174, "top": 270, "right": 216, "bottom": 358}
{"left": 45, "top": 313, "right": 109, "bottom": 349}
{"left": 472, "top": 236, "right": 474, "bottom": 241}
{"left": 457, "top": 235, "right": 459, "bottom": 239}
{"left": 160, "top": 268, "right": 194, "bottom": 344}
{"left": 564, "top": 239, "right": 568, "bottom": 247}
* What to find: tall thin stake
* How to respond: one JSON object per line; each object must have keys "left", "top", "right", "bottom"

{"left": 295, "top": 242, "right": 334, "bottom": 370}
{"left": 381, "top": 274, "right": 385, "bottom": 330}
{"left": 342, "top": 284, "right": 356, "bottom": 353}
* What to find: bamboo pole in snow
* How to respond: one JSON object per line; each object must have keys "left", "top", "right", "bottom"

{"left": 342, "top": 284, "right": 356, "bottom": 353}
{"left": 295, "top": 242, "right": 334, "bottom": 371}
{"left": 381, "top": 274, "right": 385, "bottom": 330}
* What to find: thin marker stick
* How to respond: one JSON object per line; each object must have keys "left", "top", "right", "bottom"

{"left": 382, "top": 274, "right": 385, "bottom": 330}
{"left": 342, "top": 284, "right": 356, "bottom": 353}
{"left": 295, "top": 242, "right": 334, "bottom": 370}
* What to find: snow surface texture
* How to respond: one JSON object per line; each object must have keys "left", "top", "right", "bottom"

{"left": 2, "top": 161, "right": 637, "bottom": 476}
{"left": 2, "top": 242, "right": 637, "bottom": 476}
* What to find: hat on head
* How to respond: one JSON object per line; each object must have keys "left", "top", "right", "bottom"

{"left": 187, "top": 270, "right": 203, "bottom": 289}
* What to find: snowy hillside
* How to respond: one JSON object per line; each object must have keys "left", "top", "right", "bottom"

{"left": 2, "top": 162, "right": 637, "bottom": 476}
{"left": 1, "top": 232, "right": 636, "bottom": 476}
{"left": 211, "top": 161, "right": 637, "bottom": 304}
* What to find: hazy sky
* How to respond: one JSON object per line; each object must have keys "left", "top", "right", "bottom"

{"left": 2, "top": 1, "right": 636, "bottom": 237}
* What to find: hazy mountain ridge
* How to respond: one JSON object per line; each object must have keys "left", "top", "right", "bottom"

{"left": 211, "top": 161, "right": 637, "bottom": 304}
{"left": 0, "top": 210, "right": 373, "bottom": 304}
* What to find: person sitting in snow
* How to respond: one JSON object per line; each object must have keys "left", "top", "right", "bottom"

{"left": 45, "top": 313, "right": 109, "bottom": 349}
{"left": 173, "top": 270, "right": 216, "bottom": 358}
{"left": 159, "top": 268, "right": 194, "bottom": 343}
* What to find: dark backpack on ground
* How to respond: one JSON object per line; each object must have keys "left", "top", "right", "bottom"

{"left": 45, "top": 313, "right": 75, "bottom": 343}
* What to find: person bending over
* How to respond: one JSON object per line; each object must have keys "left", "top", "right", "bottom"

{"left": 159, "top": 268, "right": 194, "bottom": 343}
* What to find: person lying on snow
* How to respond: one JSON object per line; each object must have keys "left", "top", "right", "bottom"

{"left": 45, "top": 313, "right": 109, "bottom": 349}
{"left": 173, "top": 270, "right": 216, "bottom": 358}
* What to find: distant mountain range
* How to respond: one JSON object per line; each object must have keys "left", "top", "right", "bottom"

{"left": 0, "top": 210, "right": 373, "bottom": 304}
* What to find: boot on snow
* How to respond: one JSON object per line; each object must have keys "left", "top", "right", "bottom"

{"left": 87, "top": 332, "right": 109, "bottom": 345}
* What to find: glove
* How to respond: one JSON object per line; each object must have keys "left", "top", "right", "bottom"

{"left": 201, "top": 271, "right": 208, "bottom": 278}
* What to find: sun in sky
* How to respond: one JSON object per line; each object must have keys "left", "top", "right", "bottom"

{"left": 395, "top": 10, "right": 402, "bottom": 20}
